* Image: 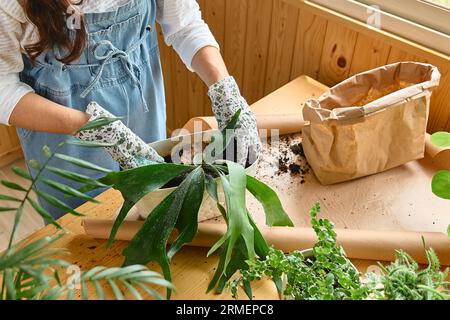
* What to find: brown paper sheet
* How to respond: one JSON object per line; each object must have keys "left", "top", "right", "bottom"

{"left": 182, "top": 114, "right": 308, "bottom": 137}
{"left": 83, "top": 219, "right": 450, "bottom": 266}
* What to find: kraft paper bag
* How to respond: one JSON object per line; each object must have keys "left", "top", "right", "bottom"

{"left": 302, "top": 62, "right": 441, "bottom": 185}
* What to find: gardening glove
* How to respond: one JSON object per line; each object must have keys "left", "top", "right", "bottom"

{"left": 76, "top": 102, "right": 164, "bottom": 169}
{"left": 208, "top": 76, "right": 261, "bottom": 166}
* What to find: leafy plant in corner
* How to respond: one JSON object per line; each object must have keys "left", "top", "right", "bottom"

{"left": 365, "top": 243, "right": 450, "bottom": 300}
{"left": 429, "top": 131, "right": 450, "bottom": 238}
{"left": 0, "top": 117, "right": 171, "bottom": 300}
{"left": 93, "top": 110, "right": 294, "bottom": 298}
{"left": 430, "top": 131, "right": 450, "bottom": 201}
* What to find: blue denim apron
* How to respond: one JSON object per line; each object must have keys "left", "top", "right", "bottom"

{"left": 18, "top": 0, "right": 166, "bottom": 219}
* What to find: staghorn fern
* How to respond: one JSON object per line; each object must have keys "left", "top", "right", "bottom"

{"left": 0, "top": 117, "right": 172, "bottom": 300}
{"left": 96, "top": 110, "right": 294, "bottom": 299}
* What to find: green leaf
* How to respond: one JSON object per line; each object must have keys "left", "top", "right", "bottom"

{"left": 432, "top": 170, "right": 450, "bottom": 199}
{"left": 205, "top": 171, "right": 227, "bottom": 219}
{"left": 168, "top": 168, "right": 205, "bottom": 260}
{"left": 246, "top": 175, "right": 294, "bottom": 227}
{"left": 101, "top": 163, "right": 192, "bottom": 246}
{"left": 121, "top": 279, "right": 143, "bottom": 300}
{"left": 0, "top": 207, "right": 17, "bottom": 212}
{"left": 33, "top": 188, "right": 84, "bottom": 217}
{"left": 223, "top": 109, "right": 242, "bottom": 133}
{"left": 207, "top": 162, "right": 272, "bottom": 295}
{"left": 0, "top": 194, "right": 22, "bottom": 202}
{"left": 108, "top": 279, "right": 124, "bottom": 300}
{"left": 76, "top": 116, "right": 122, "bottom": 133}
{"left": 208, "top": 237, "right": 248, "bottom": 294}
{"left": 54, "top": 153, "right": 112, "bottom": 173}
{"left": 27, "top": 197, "right": 62, "bottom": 229}
{"left": 431, "top": 131, "right": 450, "bottom": 148}
{"left": 64, "top": 139, "right": 116, "bottom": 148}
{"left": 209, "top": 212, "right": 270, "bottom": 296}
{"left": 220, "top": 162, "right": 255, "bottom": 268}
{"left": 1, "top": 180, "right": 27, "bottom": 192}
{"left": 28, "top": 160, "right": 40, "bottom": 170}
{"left": 5, "top": 269, "right": 17, "bottom": 300}
{"left": 94, "top": 281, "right": 105, "bottom": 300}
{"left": 42, "top": 145, "right": 52, "bottom": 158}
{"left": 45, "top": 166, "right": 107, "bottom": 188}
{"left": 136, "top": 282, "right": 164, "bottom": 300}
{"left": 122, "top": 167, "right": 204, "bottom": 299}
{"left": 40, "top": 179, "right": 98, "bottom": 203}
{"left": 11, "top": 166, "right": 32, "bottom": 180}
{"left": 447, "top": 225, "right": 450, "bottom": 238}
{"left": 7, "top": 205, "right": 24, "bottom": 247}
{"left": 203, "top": 109, "right": 242, "bottom": 163}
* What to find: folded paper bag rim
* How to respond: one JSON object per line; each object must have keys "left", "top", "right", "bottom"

{"left": 301, "top": 61, "right": 441, "bottom": 185}
{"left": 303, "top": 61, "right": 441, "bottom": 123}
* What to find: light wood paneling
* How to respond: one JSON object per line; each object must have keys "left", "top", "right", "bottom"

{"left": 290, "top": 11, "right": 328, "bottom": 80}
{"left": 318, "top": 21, "right": 358, "bottom": 86}
{"left": 349, "top": 34, "right": 392, "bottom": 75}
{"left": 0, "top": 126, "right": 22, "bottom": 167}
{"left": 242, "top": 0, "right": 274, "bottom": 104}
{"left": 263, "top": 1, "right": 300, "bottom": 95}
{"left": 224, "top": 0, "right": 248, "bottom": 88}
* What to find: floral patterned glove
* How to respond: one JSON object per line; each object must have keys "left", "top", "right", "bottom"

{"left": 76, "top": 102, "right": 164, "bottom": 169}
{"left": 208, "top": 76, "right": 261, "bottom": 166}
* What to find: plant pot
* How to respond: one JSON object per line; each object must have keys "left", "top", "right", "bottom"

{"left": 280, "top": 249, "right": 359, "bottom": 300}
{"left": 137, "top": 130, "right": 259, "bottom": 221}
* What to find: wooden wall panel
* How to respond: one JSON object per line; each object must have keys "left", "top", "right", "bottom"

{"left": 263, "top": 1, "right": 300, "bottom": 95}
{"left": 224, "top": 0, "right": 248, "bottom": 88}
{"left": 0, "top": 126, "right": 22, "bottom": 168}
{"left": 242, "top": 0, "right": 274, "bottom": 104}
{"left": 349, "top": 34, "right": 392, "bottom": 75}
{"left": 318, "top": 21, "right": 358, "bottom": 86}
{"left": 290, "top": 11, "right": 328, "bottom": 80}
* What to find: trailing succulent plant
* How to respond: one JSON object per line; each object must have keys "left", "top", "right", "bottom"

{"left": 87, "top": 110, "right": 294, "bottom": 298}
{"left": 0, "top": 117, "right": 171, "bottom": 300}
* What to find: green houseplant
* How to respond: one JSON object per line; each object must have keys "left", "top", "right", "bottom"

{"left": 429, "top": 131, "right": 450, "bottom": 237}
{"left": 1, "top": 110, "right": 293, "bottom": 299}
{"left": 0, "top": 117, "right": 172, "bottom": 300}
{"left": 430, "top": 131, "right": 450, "bottom": 201}
{"left": 89, "top": 110, "right": 294, "bottom": 298}
{"left": 230, "top": 203, "right": 450, "bottom": 300}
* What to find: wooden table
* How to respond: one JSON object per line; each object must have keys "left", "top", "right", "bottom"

{"left": 19, "top": 76, "right": 450, "bottom": 300}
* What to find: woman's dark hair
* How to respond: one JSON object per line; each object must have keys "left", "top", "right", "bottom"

{"left": 22, "top": 0, "right": 87, "bottom": 63}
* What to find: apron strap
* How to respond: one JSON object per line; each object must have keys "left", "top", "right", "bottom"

{"left": 64, "top": 32, "right": 151, "bottom": 114}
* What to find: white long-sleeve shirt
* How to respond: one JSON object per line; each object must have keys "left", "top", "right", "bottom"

{"left": 0, "top": 0, "right": 219, "bottom": 125}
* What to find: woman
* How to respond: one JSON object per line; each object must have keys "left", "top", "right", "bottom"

{"left": 0, "top": 0, "right": 260, "bottom": 218}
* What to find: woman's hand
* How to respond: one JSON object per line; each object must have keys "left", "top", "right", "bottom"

{"left": 76, "top": 102, "right": 164, "bottom": 169}
{"left": 208, "top": 76, "right": 261, "bottom": 166}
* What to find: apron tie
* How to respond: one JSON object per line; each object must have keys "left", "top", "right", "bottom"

{"left": 65, "top": 34, "right": 150, "bottom": 113}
